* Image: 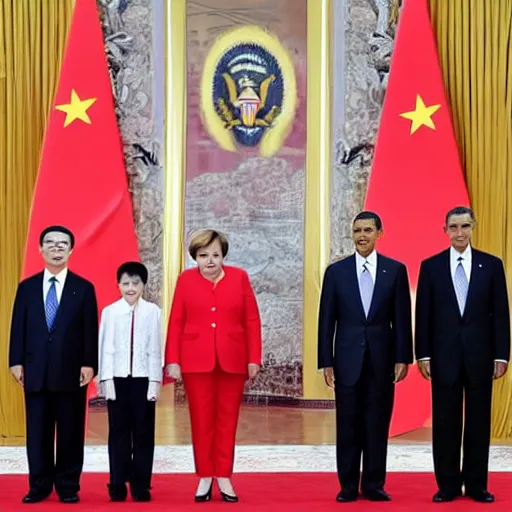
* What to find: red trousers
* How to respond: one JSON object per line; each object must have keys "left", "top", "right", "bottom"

{"left": 183, "top": 367, "right": 246, "bottom": 477}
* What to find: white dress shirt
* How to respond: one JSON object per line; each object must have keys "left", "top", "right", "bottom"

{"left": 420, "top": 245, "right": 506, "bottom": 363}
{"left": 355, "top": 250, "right": 377, "bottom": 282}
{"left": 98, "top": 297, "right": 162, "bottom": 401}
{"left": 450, "top": 245, "right": 471, "bottom": 283}
{"left": 43, "top": 267, "right": 68, "bottom": 305}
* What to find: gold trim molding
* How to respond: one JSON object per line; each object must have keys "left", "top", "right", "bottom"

{"left": 162, "top": 0, "right": 187, "bottom": 337}
{"left": 162, "top": 1, "right": 332, "bottom": 400}
{"left": 302, "top": 0, "right": 333, "bottom": 399}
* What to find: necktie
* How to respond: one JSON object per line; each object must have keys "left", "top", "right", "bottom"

{"left": 359, "top": 262, "right": 374, "bottom": 317}
{"left": 129, "top": 309, "right": 135, "bottom": 375}
{"left": 454, "top": 256, "right": 469, "bottom": 314}
{"left": 45, "top": 276, "right": 59, "bottom": 330}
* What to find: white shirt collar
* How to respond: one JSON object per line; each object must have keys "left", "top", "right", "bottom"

{"left": 356, "top": 250, "right": 377, "bottom": 267}
{"left": 43, "top": 267, "right": 68, "bottom": 283}
{"left": 115, "top": 297, "right": 145, "bottom": 313}
{"left": 450, "top": 245, "right": 472, "bottom": 262}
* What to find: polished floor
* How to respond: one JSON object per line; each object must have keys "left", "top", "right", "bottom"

{"left": 86, "top": 383, "right": 432, "bottom": 446}
{"left": 3, "top": 383, "right": 512, "bottom": 474}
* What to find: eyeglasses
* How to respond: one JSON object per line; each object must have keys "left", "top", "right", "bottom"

{"left": 42, "top": 241, "right": 70, "bottom": 250}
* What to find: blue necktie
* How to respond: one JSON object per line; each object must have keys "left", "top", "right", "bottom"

{"left": 45, "top": 277, "right": 59, "bottom": 330}
{"left": 454, "top": 256, "right": 469, "bottom": 314}
{"left": 359, "top": 262, "right": 374, "bottom": 317}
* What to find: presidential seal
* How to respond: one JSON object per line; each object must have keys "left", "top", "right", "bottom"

{"left": 200, "top": 26, "right": 297, "bottom": 157}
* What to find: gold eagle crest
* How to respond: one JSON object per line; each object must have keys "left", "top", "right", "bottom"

{"left": 200, "top": 26, "right": 297, "bottom": 157}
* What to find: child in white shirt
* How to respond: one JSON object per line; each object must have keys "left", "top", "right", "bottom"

{"left": 98, "top": 262, "right": 162, "bottom": 502}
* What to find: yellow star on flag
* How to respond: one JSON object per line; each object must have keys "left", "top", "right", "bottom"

{"left": 55, "top": 89, "right": 97, "bottom": 127}
{"left": 399, "top": 94, "right": 441, "bottom": 134}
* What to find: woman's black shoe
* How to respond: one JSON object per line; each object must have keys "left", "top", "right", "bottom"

{"left": 220, "top": 491, "right": 239, "bottom": 503}
{"left": 195, "top": 484, "right": 212, "bottom": 502}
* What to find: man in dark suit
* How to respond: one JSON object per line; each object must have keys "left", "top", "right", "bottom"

{"left": 415, "top": 206, "right": 510, "bottom": 503}
{"left": 9, "top": 225, "right": 98, "bottom": 504}
{"left": 318, "top": 211, "right": 413, "bottom": 502}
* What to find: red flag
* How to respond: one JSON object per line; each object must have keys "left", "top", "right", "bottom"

{"left": 364, "top": 0, "right": 470, "bottom": 436}
{"left": 23, "top": 0, "right": 140, "bottom": 391}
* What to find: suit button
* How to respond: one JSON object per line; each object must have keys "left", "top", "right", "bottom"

{"left": 211, "top": 323, "right": 216, "bottom": 328}
{"left": 48, "top": 337, "right": 53, "bottom": 342}
{"left": 211, "top": 307, "right": 216, "bottom": 312}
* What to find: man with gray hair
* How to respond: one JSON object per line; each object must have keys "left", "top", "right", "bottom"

{"left": 415, "top": 206, "right": 510, "bottom": 503}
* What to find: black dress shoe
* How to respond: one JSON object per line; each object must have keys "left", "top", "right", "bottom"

{"left": 336, "top": 489, "right": 358, "bottom": 502}
{"left": 363, "top": 489, "right": 391, "bottom": 501}
{"left": 133, "top": 489, "right": 151, "bottom": 502}
{"left": 22, "top": 490, "right": 51, "bottom": 504}
{"left": 59, "top": 494, "right": 80, "bottom": 503}
{"left": 466, "top": 490, "right": 495, "bottom": 503}
{"left": 108, "top": 483, "right": 128, "bottom": 502}
{"left": 195, "top": 484, "right": 213, "bottom": 502}
{"left": 433, "top": 491, "right": 457, "bottom": 502}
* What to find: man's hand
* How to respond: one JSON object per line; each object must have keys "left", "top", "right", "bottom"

{"left": 418, "top": 360, "right": 431, "bottom": 380}
{"left": 80, "top": 367, "right": 94, "bottom": 387}
{"left": 323, "top": 367, "right": 335, "bottom": 389}
{"left": 494, "top": 361, "right": 508, "bottom": 380}
{"left": 248, "top": 363, "right": 260, "bottom": 379}
{"left": 166, "top": 363, "right": 182, "bottom": 382}
{"left": 10, "top": 365, "right": 24, "bottom": 387}
{"left": 394, "top": 363, "right": 408, "bottom": 383}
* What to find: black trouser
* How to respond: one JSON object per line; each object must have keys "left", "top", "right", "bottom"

{"left": 432, "top": 363, "right": 493, "bottom": 495}
{"left": 107, "top": 377, "right": 156, "bottom": 493}
{"left": 334, "top": 351, "right": 394, "bottom": 493}
{"left": 25, "top": 387, "right": 87, "bottom": 497}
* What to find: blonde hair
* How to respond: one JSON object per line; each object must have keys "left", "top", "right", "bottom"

{"left": 188, "top": 229, "right": 229, "bottom": 260}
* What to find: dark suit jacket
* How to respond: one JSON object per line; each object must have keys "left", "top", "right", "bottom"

{"left": 415, "top": 248, "right": 510, "bottom": 385}
{"left": 9, "top": 270, "right": 99, "bottom": 393}
{"left": 318, "top": 253, "right": 413, "bottom": 387}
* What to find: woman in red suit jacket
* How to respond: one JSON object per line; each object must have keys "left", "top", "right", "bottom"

{"left": 165, "top": 229, "right": 262, "bottom": 503}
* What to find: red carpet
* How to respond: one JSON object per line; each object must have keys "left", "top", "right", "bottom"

{"left": 0, "top": 473, "right": 510, "bottom": 510}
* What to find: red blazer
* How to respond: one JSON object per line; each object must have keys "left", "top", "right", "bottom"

{"left": 165, "top": 266, "right": 262, "bottom": 374}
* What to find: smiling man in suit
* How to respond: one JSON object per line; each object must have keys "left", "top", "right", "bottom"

{"left": 415, "top": 206, "right": 510, "bottom": 503}
{"left": 9, "top": 225, "right": 98, "bottom": 504}
{"left": 318, "top": 211, "right": 413, "bottom": 502}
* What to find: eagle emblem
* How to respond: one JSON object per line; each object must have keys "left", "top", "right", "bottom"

{"left": 201, "top": 26, "right": 297, "bottom": 157}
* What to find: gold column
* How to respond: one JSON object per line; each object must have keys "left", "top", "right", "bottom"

{"left": 302, "top": 0, "right": 333, "bottom": 400}
{"left": 162, "top": 0, "right": 187, "bottom": 339}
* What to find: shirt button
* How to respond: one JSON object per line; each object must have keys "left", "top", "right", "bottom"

{"left": 211, "top": 307, "right": 216, "bottom": 312}
{"left": 211, "top": 323, "right": 216, "bottom": 328}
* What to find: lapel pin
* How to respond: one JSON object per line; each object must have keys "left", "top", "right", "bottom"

{"left": 479, "top": 264, "right": 483, "bottom": 268}
{"left": 382, "top": 269, "right": 386, "bottom": 273}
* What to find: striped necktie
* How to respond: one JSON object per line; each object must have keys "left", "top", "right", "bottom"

{"left": 45, "top": 276, "right": 59, "bottom": 330}
{"left": 359, "top": 262, "right": 374, "bottom": 317}
{"left": 453, "top": 256, "right": 469, "bottom": 314}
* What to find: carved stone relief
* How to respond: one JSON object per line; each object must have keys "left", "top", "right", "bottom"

{"left": 98, "top": 0, "right": 164, "bottom": 306}
{"left": 330, "top": 0, "right": 400, "bottom": 261}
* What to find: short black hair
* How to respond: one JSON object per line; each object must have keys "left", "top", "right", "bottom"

{"left": 117, "top": 261, "right": 148, "bottom": 285}
{"left": 445, "top": 206, "right": 475, "bottom": 225}
{"left": 353, "top": 211, "right": 383, "bottom": 231}
{"left": 39, "top": 225, "right": 75, "bottom": 249}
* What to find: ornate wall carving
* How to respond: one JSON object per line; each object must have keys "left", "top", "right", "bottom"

{"left": 98, "top": 0, "right": 164, "bottom": 306}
